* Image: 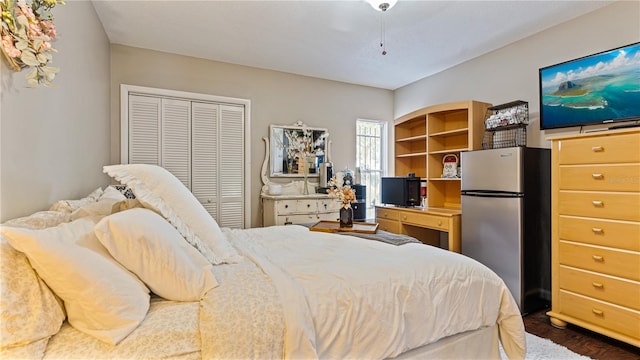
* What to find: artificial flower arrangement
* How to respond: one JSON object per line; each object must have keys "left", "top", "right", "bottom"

{"left": 1, "top": 0, "right": 64, "bottom": 86}
{"left": 327, "top": 176, "right": 356, "bottom": 209}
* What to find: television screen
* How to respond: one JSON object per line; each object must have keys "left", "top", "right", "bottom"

{"left": 539, "top": 42, "right": 640, "bottom": 130}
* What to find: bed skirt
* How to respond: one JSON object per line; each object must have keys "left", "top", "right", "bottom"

{"left": 390, "top": 325, "right": 500, "bottom": 359}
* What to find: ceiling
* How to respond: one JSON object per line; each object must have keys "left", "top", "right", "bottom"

{"left": 92, "top": 0, "right": 612, "bottom": 90}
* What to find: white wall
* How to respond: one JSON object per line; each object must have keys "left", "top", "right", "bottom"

{"left": 109, "top": 45, "right": 394, "bottom": 227}
{"left": 395, "top": 1, "right": 640, "bottom": 149}
{"left": 0, "top": 1, "right": 111, "bottom": 222}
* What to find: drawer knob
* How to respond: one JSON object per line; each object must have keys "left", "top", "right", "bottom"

{"left": 591, "top": 200, "right": 604, "bottom": 207}
{"left": 591, "top": 309, "right": 604, "bottom": 317}
{"left": 591, "top": 173, "right": 604, "bottom": 179}
{"left": 592, "top": 282, "right": 604, "bottom": 289}
{"left": 592, "top": 255, "right": 604, "bottom": 262}
{"left": 307, "top": 204, "right": 310, "bottom": 208}
{"left": 402, "top": 216, "right": 407, "bottom": 221}
{"left": 591, "top": 227, "right": 604, "bottom": 234}
{"left": 438, "top": 221, "right": 442, "bottom": 226}
{"left": 285, "top": 204, "right": 289, "bottom": 208}
{"left": 591, "top": 146, "right": 604, "bottom": 152}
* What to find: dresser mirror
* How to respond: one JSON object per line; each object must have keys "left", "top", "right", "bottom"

{"left": 269, "top": 121, "right": 329, "bottom": 178}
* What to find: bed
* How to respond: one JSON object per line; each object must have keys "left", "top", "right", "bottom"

{"left": 0, "top": 164, "right": 526, "bottom": 359}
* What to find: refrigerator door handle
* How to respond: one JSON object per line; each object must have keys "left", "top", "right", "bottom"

{"left": 461, "top": 191, "right": 524, "bottom": 198}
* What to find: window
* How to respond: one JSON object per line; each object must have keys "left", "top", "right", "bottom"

{"left": 355, "top": 119, "right": 387, "bottom": 220}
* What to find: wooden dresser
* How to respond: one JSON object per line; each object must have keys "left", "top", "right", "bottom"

{"left": 262, "top": 194, "right": 340, "bottom": 226}
{"left": 546, "top": 128, "right": 640, "bottom": 347}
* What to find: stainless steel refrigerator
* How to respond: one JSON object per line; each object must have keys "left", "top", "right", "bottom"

{"left": 460, "top": 147, "right": 550, "bottom": 314}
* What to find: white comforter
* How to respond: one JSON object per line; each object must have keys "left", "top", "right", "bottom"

{"left": 224, "top": 225, "right": 526, "bottom": 359}
{"left": 41, "top": 225, "right": 525, "bottom": 359}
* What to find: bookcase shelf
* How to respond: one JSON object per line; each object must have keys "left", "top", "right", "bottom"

{"left": 396, "top": 152, "right": 428, "bottom": 158}
{"left": 394, "top": 110, "right": 428, "bottom": 178}
{"left": 394, "top": 100, "right": 491, "bottom": 209}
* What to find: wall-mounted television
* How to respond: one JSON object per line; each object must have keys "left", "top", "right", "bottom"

{"left": 539, "top": 42, "right": 640, "bottom": 130}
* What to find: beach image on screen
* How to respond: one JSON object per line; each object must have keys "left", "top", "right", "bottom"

{"left": 540, "top": 43, "right": 640, "bottom": 128}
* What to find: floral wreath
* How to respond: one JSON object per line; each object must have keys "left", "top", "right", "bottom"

{"left": 1, "top": 0, "right": 64, "bottom": 87}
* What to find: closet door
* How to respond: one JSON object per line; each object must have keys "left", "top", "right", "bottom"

{"left": 128, "top": 96, "right": 191, "bottom": 188}
{"left": 128, "top": 95, "right": 160, "bottom": 165}
{"left": 191, "top": 103, "right": 245, "bottom": 228}
{"left": 191, "top": 102, "right": 219, "bottom": 221}
{"left": 161, "top": 99, "right": 191, "bottom": 188}
{"left": 219, "top": 105, "right": 245, "bottom": 228}
{"left": 125, "top": 88, "right": 247, "bottom": 229}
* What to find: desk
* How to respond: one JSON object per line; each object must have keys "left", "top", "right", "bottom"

{"left": 375, "top": 205, "right": 461, "bottom": 253}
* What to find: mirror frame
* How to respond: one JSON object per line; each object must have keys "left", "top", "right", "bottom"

{"left": 269, "top": 122, "right": 329, "bottom": 178}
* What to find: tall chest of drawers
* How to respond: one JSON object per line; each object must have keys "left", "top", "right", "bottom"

{"left": 547, "top": 129, "right": 640, "bottom": 347}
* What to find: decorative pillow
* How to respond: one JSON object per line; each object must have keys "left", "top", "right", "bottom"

{"left": 49, "top": 187, "right": 103, "bottom": 213}
{"left": 95, "top": 208, "right": 219, "bottom": 301}
{"left": 103, "top": 164, "right": 241, "bottom": 265}
{"left": 111, "top": 184, "right": 137, "bottom": 199}
{"left": 100, "top": 185, "right": 129, "bottom": 201}
{"left": 0, "top": 237, "right": 65, "bottom": 353}
{"left": 2, "top": 210, "right": 70, "bottom": 229}
{"left": 1, "top": 218, "right": 150, "bottom": 345}
{"left": 70, "top": 186, "right": 127, "bottom": 220}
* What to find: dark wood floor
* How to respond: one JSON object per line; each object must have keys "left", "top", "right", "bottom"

{"left": 523, "top": 308, "right": 640, "bottom": 359}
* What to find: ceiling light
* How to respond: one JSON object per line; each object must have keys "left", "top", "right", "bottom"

{"left": 367, "top": 0, "right": 398, "bottom": 12}
{"left": 366, "top": 0, "right": 398, "bottom": 55}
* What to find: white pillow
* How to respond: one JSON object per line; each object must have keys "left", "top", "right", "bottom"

{"left": 1, "top": 218, "right": 150, "bottom": 345}
{"left": 103, "top": 164, "right": 241, "bottom": 265}
{"left": 95, "top": 208, "right": 220, "bottom": 301}
{"left": 0, "top": 237, "right": 65, "bottom": 352}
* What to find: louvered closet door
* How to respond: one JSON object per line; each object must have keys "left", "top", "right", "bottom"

{"left": 126, "top": 91, "right": 246, "bottom": 229}
{"left": 191, "top": 102, "right": 219, "bottom": 221}
{"left": 218, "top": 105, "right": 245, "bottom": 228}
{"left": 161, "top": 99, "right": 191, "bottom": 188}
{"left": 192, "top": 103, "right": 244, "bottom": 228}
{"left": 128, "top": 95, "right": 160, "bottom": 164}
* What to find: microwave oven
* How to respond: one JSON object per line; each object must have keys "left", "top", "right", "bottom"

{"left": 381, "top": 176, "right": 421, "bottom": 207}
